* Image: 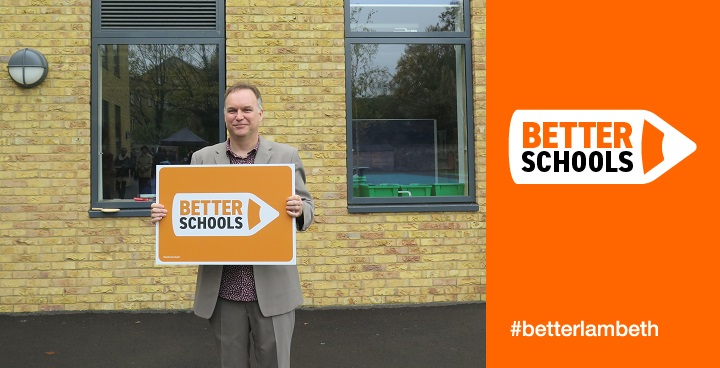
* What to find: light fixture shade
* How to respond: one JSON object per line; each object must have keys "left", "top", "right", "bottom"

{"left": 7, "top": 48, "right": 48, "bottom": 88}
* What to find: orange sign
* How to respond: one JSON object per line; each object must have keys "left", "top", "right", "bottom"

{"left": 155, "top": 164, "right": 295, "bottom": 265}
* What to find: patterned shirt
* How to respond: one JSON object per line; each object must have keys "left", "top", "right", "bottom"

{"left": 217, "top": 138, "right": 260, "bottom": 302}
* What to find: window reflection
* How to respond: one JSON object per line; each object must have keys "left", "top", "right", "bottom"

{"left": 350, "top": 0, "right": 463, "bottom": 33}
{"left": 350, "top": 43, "right": 468, "bottom": 197}
{"left": 99, "top": 44, "right": 219, "bottom": 200}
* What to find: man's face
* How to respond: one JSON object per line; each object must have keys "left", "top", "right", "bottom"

{"left": 224, "top": 89, "right": 263, "bottom": 140}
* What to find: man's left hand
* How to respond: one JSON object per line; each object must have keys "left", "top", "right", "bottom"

{"left": 286, "top": 195, "right": 303, "bottom": 218}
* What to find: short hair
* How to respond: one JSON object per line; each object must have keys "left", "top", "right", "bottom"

{"left": 224, "top": 82, "right": 263, "bottom": 110}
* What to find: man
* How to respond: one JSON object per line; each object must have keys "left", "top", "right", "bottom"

{"left": 114, "top": 147, "right": 130, "bottom": 199}
{"left": 150, "top": 82, "right": 315, "bottom": 368}
{"left": 136, "top": 145, "right": 154, "bottom": 195}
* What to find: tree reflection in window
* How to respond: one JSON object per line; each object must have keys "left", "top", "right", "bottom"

{"left": 127, "top": 45, "right": 219, "bottom": 147}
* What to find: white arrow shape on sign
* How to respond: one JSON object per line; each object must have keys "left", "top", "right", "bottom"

{"left": 171, "top": 193, "right": 279, "bottom": 237}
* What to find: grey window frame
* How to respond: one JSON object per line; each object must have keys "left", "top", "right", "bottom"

{"left": 89, "top": 0, "right": 226, "bottom": 217}
{"left": 344, "top": 1, "right": 478, "bottom": 213}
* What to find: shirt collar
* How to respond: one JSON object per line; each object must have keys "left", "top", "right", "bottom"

{"left": 225, "top": 136, "right": 260, "bottom": 158}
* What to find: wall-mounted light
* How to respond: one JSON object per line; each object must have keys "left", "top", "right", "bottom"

{"left": 7, "top": 48, "right": 48, "bottom": 88}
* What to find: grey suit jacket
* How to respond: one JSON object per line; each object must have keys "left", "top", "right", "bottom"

{"left": 190, "top": 137, "right": 314, "bottom": 318}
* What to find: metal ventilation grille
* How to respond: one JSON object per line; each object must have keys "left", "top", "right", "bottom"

{"left": 100, "top": 0, "right": 218, "bottom": 30}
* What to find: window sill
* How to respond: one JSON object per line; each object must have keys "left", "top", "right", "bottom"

{"left": 347, "top": 203, "right": 479, "bottom": 214}
{"left": 88, "top": 208, "right": 150, "bottom": 218}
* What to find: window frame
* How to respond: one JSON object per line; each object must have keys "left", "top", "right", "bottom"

{"left": 89, "top": 0, "right": 225, "bottom": 217}
{"left": 344, "top": 1, "right": 478, "bottom": 213}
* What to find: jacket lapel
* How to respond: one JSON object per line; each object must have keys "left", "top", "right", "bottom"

{"left": 212, "top": 142, "right": 231, "bottom": 165}
{"left": 254, "top": 136, "right": 273, "bottom": 164}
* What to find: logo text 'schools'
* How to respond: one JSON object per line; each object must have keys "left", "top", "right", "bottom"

{"left": 509, "top": 110, "right": 696, "bottom": 184}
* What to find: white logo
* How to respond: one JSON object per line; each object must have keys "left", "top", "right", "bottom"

{"left": 171, "top": 193, "right": 279, "bottom": 236}
{"left": 509, "top": 110, "right": 696, "bottom": 184}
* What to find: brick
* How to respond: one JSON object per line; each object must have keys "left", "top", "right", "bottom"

{"left": 373, "top": 288, "right": 397, "bottom": 296}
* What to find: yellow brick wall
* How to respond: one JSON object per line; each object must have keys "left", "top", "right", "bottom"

{"left": 0, "top": 0, "right": 485, "bottom": 313}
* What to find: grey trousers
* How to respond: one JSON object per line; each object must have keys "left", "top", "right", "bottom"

{"left": 209, "top": 298, "right": 295, "bottom": 368}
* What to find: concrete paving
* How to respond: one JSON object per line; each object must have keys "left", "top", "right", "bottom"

{"left": 0, "top": 303, "right": 485, "bottom": 368}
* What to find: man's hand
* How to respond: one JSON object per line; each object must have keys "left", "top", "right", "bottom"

{"left": 286, "top": 195, "right": 303, "bottom": 218}
{"left": 150, "top": 202, "right": 167, "bottom": 224}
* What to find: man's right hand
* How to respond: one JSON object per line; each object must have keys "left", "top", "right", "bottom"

{"left": 150, "top": 203, "right": 167, "bottom": 224}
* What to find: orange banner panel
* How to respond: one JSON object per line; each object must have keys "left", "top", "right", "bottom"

{"left": 488, "top": 1, "right": 717, "bottom": 367}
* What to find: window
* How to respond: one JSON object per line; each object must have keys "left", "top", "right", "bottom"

{"left": 91, "top": 0, "right": 225, "bottom": 217}
{"left": 345, "top": 0, "right": 478, "bottom": 213}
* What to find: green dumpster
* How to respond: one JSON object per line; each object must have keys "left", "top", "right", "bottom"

{"left": 431, "top": 183, "right": 465, "bottom": 196}
{"left": 399, "top": 184, "right": 432, "bottom": 197}
{"left": 360, "top": 184, "right": 400, "bottom": 197}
